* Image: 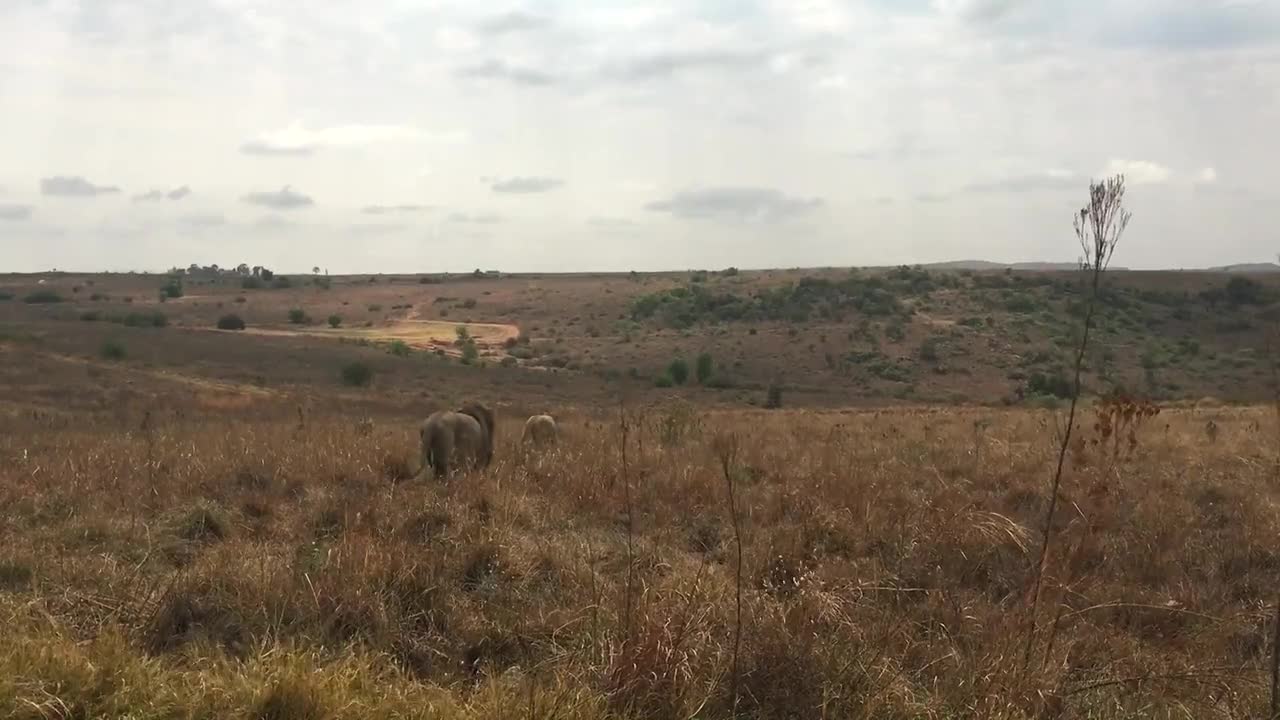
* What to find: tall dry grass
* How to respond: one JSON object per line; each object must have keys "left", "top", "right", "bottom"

{"left": 1, "top": 401, "right": 1277, "bottom": 718}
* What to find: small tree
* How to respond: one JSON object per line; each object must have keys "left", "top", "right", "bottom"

{"left": 455, "top": 325, "right": 471, "bottom": 343}
{"left": 160, "top": 277, "right": 183, "bottom": 299}
{"left": 260, "top": 268, "right": 274, "bottom": 281}
{"left": 341, "top": 361, "right": 374, "bottom": 387}
{"left": 100, "top": 339, "right": 126, "bottom": 361}
{"left": 695, "top": 352, "right": 714, "bottom": 384}
{"left": 328, "top": 314, "right": 342, "bottom": 328}
{"left": 216, "top": 314, "right": 246, "bottom": 331}
{"left": 1024, "top": 174, "right": 1131, "bottom": 667}
{"left": 460, "top": 340, "right": 480, "bottom": 365}
{"left": 668, "top": 358, "right": 690, "bottom": 385}
{"left": 288, "top": 308, "right": 309, "bottom": 325}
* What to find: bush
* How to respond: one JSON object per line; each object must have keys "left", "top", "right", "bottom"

{"left": 918, "top": 337, "right": 941, "bottom": 363}
{"left": 388, "top": 340, "right": 411, "bottom": 357}
{"left": 80, "top": 310, "right": 102, "bottom": 322}
{"left": 461, "top": 298, "right": 477, "bottom": 309}
{"left": 695, "top": 352, "right": 714, "bottom": 384}
{"left": 1026, "top": 371, "right": 1073, "bottom": 399}
{"left": 272, "top": 276, "right": 292, "bottom": 289}
{"left": 1225, "top": 276, "right": 1268, "bottom": 306}
{"left": 455, "top": 325, "right": 470, "bottom": 343}
{"left": 328, "top": 314, "right": 342, "bottom": 328}
{"left": 0, "top": 290, "right": 14, "bottom": 301}
{"left": 288, "top": 308, "right": 309, "bottom": 325}
{"left": 123, "top": 311, "right": 168, "bottom": 328}
{"left": 765, "top": 383, "right": 783, "bottom": 409}
{"left": 23, "top": 289, "right": 63, "bottom": 304}
{"left": 654, "top": 373, "right": 675, "bottom": 388}
{"left": 216, "top": 314, "right": 246, "bottom": 331}
{"left": 460, "top": 340, "right": 480, "bottom": 365}
{"left": 667, "top": 358, "right": 690, "bottom": 385}
{"left": 241, "top": 277, "right": 262, "bottom": 290}
{"left": 341, "top": 362, "right": 374, "bottom": 387}
{"left": 100, "top": 339, "right": 126, "bottom": 361}
{"left": 368, "top": 304, "right": 383, "bottom": 313}
{"left": 160, "top": 278, "right": 184, "bottom": 299}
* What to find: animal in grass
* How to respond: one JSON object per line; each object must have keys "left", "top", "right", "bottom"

{"left": 415, "top": 401, "right": 496, "bottom": 480}
{"left": 521, "top": 414, "right": 558, "bottom": 447}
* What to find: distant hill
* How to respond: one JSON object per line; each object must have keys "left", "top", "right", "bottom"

{"left": 1208, "top": 263, "right": 1280, "bottom": 273}
{"left": 922, "top": 260, "right": 1131, "bottom": 272}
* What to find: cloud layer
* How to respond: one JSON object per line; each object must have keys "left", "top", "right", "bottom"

{"left": 647, "top": 187, "right": 823, "bottom": 222}
{"left": 40, "top": 176, "right": 120, "bottom": 197}
{"left": 1, "top": 0, "right": 1278, "bottom": 272}
{"left": 241, "top": 186, "right": 315, "bottom": 210}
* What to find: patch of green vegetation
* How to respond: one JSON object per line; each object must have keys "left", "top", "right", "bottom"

{"left": 631, "top": 266, "right": 942, "bottom": 328}
{"left": 216, "top": 314, "right": 246, "bottom": 331}
{"left": 100, "top": 339, "right": 126, "bottom": 361}
{"left": 22, "top": 290, "right": 64, "bottom": 304}
{"left": 341, "top": 362, "right": 374, "bottom": 387}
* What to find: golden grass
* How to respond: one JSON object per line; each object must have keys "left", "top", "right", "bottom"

{"left": 1, "top": 402, "right": 1277, "bottom": 718}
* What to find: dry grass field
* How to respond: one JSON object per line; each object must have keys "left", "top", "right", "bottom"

{"left": 2, "top": 265, "right": 1280, "bottom": 718}
{"left": 2, "top": 399, "right": 1279, "bottom": 718}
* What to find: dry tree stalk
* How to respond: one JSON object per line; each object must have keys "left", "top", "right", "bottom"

{"left": 1024, "top": 175, "right": 1131, "bottom": 671}
{"left": 713, "top": 431, "right": 743, "bottom": 718}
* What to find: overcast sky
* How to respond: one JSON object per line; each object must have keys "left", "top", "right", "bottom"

{"left": 1, "top": 0, "right": 1278, "bottom": 273}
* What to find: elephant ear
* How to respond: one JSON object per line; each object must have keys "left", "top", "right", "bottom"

{"left": 458, "top": 401, "right": 495, "bottom": 443}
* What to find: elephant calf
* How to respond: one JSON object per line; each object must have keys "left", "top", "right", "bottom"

{"left": 416, "top": 401, "right": 496, "bottom": 480}
{"left": 522, "top": 414, "right": 558, "bottom": 447}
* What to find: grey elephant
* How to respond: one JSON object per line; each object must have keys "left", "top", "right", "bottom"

{"left": 522, "top": 414, "right": 558, "bottom": 447}
{"left": 415, "top": 401, "right": 496, "bottom": 480}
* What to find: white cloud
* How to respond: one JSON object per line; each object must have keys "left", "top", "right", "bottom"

{"left": 240, "top": 123, "right": 464, "bottom": 156}
{"left": 1103, "top": 159, "right": 1174, "bottom": 185}
{"left": 2, "top": 0, "right": 1279, "bottom": 272}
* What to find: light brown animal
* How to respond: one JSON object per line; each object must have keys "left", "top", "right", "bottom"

{"left": 415, "top": 401, "right": 496, "bottom": 480}
{"left": 521, "top": 414, "right": 558, "bottom": 447}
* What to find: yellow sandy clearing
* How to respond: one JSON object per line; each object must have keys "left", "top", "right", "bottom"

{"left": 201, "top": 320, "right": 519, "bottom": 354}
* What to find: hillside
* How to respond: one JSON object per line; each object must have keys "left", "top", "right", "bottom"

{"left": 1, "top": 265, "right": 1278, "bottom": 413}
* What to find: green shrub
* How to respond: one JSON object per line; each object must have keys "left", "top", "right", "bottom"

{"left": 0, "top": 290, "right": 14, "bottom": 301}
{"left": 695, "top": 352, "right": 714, "bottom": 384}
{"left": 272, "top": 276, "right": 292, "bottom": 289}
{"left": 460, "top": 340, "right": 480, "bottom": 365}
{"left": 368, "top": 304, "right": 382, "bottom": 312}
{"left": 387, "top": 340, "right": 411, "bottom": 357}
{"left": 216, "top": 314, "right": 246, "bottom": 331}
{"left": 341, "top": 362, "right": 374, "bottom": 387}
{"left": 160, "top": 278, "right": 184, "bottom": 299}
{"left": 80, "top": 310, "right": 102, "bottom": 322}
{"left": 1026, "top": 371, "right": 1073, "bottom": 399}
{"left": 654, "top": 373, "right": 674, "bottom": 388}
{"left": 668, "top": 358, "right": 690, "bottom": 385}
{"left": 100, "top": 339, "right": 126, "bottom": 361}
{"left": 22, "top": 289, "right": 63, "bottom": 304}
{"left": 123, "top": 311, "right": 167, "bottom": 328}
{"left": 288, "top": 308, "right": 309, "bottom": 325}
{"left": 328, "top": 314, "right": 342, "bottom": 328}
{"left": 918, "top": 337, "right": 941, "bottom": 363}
{"left": 241, "top": 277, "right": 263, "bottom": 290}
{"left": 461, "top": 298, "right": 477, "bottom": 309}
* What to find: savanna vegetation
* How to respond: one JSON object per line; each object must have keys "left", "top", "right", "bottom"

{"left": 2, "top": 177, "right": 1280, "bottom": 717}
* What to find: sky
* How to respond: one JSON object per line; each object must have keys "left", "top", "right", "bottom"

{"left": 1, "top": 0, "right": 1278, "bottom": 273}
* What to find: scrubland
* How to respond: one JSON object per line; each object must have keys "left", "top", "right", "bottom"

{"left": 2, "top": 400, "right": 1277, "bottom": 718}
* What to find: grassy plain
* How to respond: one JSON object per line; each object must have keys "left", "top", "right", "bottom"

{"left": 1, "top": 267, "right": 1278, "bottom": 718}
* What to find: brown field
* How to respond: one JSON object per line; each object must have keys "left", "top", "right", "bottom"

{"left": 1, "top": 267, "right": 1279, "bottom": 718}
